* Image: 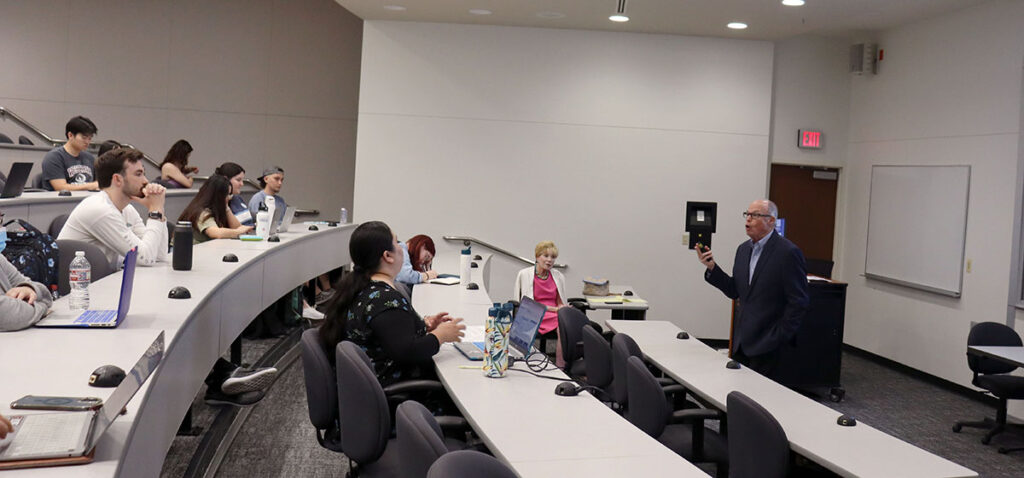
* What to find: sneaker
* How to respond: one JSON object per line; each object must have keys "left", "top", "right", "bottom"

{"left": 204, "top": 389, "right": 265, "bottom": 406}
{"left": 315, "top": 289, "right": 336, "bottom": 306}
{"left": 303, "top": 307, "right": 325, "bottom": 320}
{"left": 221, "top": 367, "right": 278, "bottom": 395}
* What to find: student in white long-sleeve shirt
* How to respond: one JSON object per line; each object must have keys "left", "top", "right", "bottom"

{"left": 57, "top": 147, "right": 169, "bottom": 268}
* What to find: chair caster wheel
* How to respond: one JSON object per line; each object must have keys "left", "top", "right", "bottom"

{"left": 828, "top": 387, "right": 845, "bottom": 403}
{"left": 998, "top": 447, "right": 1009, "bottom": 454}
{"left": 952, "top": 424, "right": 962, "bottom": 433}
{"left": 981, "top": 436, "right": 992, "bottom": 445}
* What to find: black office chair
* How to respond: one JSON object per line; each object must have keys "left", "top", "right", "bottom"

{"left": 557, "top": 307, "right": 588, "bottom": 377}
{"left": 0, "top": 133, "right": 12, "bottom": 144}
{"left": 299, "top": 328, "right": 343, "bottom": 453}
{"left": 582, "top": 324, "right": 613, "bottom": 400}
{"left": 727, "top": 391, "right": 788, "bottom": 478}
{"left": 625, "top": 356, "right": 728, "bottom": 472}
{"left": 427, "top": 450, "right": 516, "bottom": 478}
{"left": 953, "top": 322, "right": 1024, "bottom": 453}
{"left": 396, "top": 400, "right": 462, "bottom": 478}
{"left": 49, "top": 213, "right": 70, "bottom": 239}
{"left": 30, "top": 172, "right": 45, "bottom": 190}
{"left": 55, "top": 240, "right": 115, "bottom": 297}
{"left": 611, "top": 333, "right": 680, "bottom": 409}
{"left": 17, "top": 135, "right": 33, "bottom": 146}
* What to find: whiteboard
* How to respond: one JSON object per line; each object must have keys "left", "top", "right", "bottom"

{"left": 865, "top": 165, "right": 970, "bottom": 297}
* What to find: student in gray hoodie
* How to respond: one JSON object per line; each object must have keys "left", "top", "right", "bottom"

{"left": 0, "top": 254, "right": 53, "bottom": 331}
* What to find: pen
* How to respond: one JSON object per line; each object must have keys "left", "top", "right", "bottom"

{"left": 458, "top": 365, "right": 484, "bottom": 369}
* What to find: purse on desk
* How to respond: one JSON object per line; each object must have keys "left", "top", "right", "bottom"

{"left": 582, "top": 277, "right": 609, "bottom": 296}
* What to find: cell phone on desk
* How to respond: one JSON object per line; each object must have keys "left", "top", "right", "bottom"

{"left": 239, "top": 235, "right": 263, "bottom": 241}
{"left": 10, "top": 395, "right": 103, "bottom": 411}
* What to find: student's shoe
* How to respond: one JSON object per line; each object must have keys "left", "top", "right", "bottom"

{"left": 221, "top": 367, "right": 278, "bottom": 395}
{"left": 302, "top": 306, "right": 325, "bottom": 320}
{"left": 204, "top": 389, "right": 265, "bottom": 407}
{"left": 315, "top": 289, "right": 336, "bottom": 305}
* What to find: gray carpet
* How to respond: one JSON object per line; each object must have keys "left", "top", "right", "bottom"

{"left": 162, "top": 345, "right": 1024, "bottom": 477}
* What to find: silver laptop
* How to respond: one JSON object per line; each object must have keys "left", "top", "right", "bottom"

{"left": 0, "top": 332, "right": 163, "bottom": 463}
{"left": 274, "top": 207, "right": 297, "bottom": 233}
{"left": 35, "top": 248, "right": 138, "bottom": 328}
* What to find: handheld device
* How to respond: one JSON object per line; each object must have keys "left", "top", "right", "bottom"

{"left": 10, "top": 396, "right": 103, "bottom": 412}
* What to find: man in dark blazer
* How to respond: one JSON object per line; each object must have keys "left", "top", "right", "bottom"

{"left": 696, "top": 199, "right": 809, "bottom": 379}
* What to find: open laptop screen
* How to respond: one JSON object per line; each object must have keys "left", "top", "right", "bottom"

{"left": 87, "top": 331, "right": 164, "bottom": 450}
{"left": 509, "top": 296, "right": 546, "bottom": 358}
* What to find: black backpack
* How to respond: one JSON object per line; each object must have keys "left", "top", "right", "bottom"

{"left": 2, "top": 219, "right": 60, "bottom": 299}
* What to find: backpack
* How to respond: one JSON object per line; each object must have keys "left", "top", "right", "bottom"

{"left": 2, "top": 219, "right": 60, "bottom": 299}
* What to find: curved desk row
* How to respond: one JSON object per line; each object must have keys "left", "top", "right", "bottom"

{"left": 0, "top": 190, "right": 198, "bottom": 234}
{"left": 413, "top": 255, "right": 707, "bottom": 478}
{"left": 0, "top": 222, "right": 355, "bottom": 477}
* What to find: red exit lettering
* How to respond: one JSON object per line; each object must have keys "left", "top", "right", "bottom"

{"left": 798, "top": 130, "right": 823, "bottom": 149}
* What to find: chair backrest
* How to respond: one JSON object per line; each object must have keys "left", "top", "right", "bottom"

{"left": 30, "top": 172, "right": 45, "bottom": 190}
{"left": 396, "top": 400, "right": 449, "bottom": 478}
{"left": 427, "top": 450, "right": 517, "bottom": 478}
{"left": 557, "top": 307, "right": 588, "bottom": 371}
{"left": 967, "top": 322, "right": 1023, "bottom": 375}
{"left": 582, "top": 325, "right": 612, "bottom": 389}
{"left": 55, "top": 240, "right": 115, "bottom": 296}
{"left": 17, "top": 135, "right": 33, "bottom": 146}
{"left": 336, "top": 341, "right": 391, "bottom": 465}
{"left": 625, "top": 355, "right": 668, "bottom": 438}
{"left": 0, "top": 133, "right": 12, "bottom": 144}
{"left": 727, "top": 391, "right": 789, "bottom": 478}
{"left": 49, "top": 213, "right": 70, "bottom": 238}
{"left": 611, "top": 333, "right": 643, "bottom": 406}
{"left": 300, "top": 328, "right": 342, "bottom": 450}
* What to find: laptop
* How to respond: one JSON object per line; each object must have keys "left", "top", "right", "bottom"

{"left": 454, "top": 296, "right": 546, "bottom": 361}
{"left": 35, "top": 248, "right": 138, "bottom": 328}
{"left": 0, "top": 162, "right": 33, "bottom": 198}
{"left": 0, "top": 332, "right": 164, "bottom": 468}
{"left": 272, "top": 206, "right": 297, "bottom": 234}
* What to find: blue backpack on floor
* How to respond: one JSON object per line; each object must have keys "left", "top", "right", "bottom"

{"left": 2, "top": 219, "right": 60, "bottom": 299}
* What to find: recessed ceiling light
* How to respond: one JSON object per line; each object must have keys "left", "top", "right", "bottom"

{"left": 382, "top": 5, "right": 406, "bottom": 11}
{"left": 469, "top": 9, "right": 492, "bottom": 15}
{"left": 782, "top": 0, "right": 806, "bottom": 6}
{"left": 536, "top": 11, "right": 566, "bottom": 19}
{"left": 609, "top": 14, "right": 629, "bottom": 22}
{"left": 727, "top": 22, "right": 748, "bottom": 30}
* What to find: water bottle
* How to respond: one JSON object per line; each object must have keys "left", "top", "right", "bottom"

{"left": 172, "top": 221, "right": 193, "bottom": 271}
{"left": 265, "top": 196, "right": 276, "bottom": 229}
{"left": 484, "top": 306, "right": 510, "bottom": 378}
{"left": 340, "top": 207, "right": 348, "bottom": 224}
{"left": 69, "top": 251, "right": 91, "bottom": 311}
{"left": 460, "top": 247, "right": 472, "bottom": 286}
{"left": 255, "top": 202, "right": 270, "bottom": 238}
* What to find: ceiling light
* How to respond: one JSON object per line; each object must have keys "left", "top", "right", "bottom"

{"left": 727, "top": 22, "right": 748, "bottom": 30}
{"left": 383, "top": 5, "right": 406, "bottom": 11}
{"left": 609, "top": 0, "right": 629, "bottom": 23}
{"left": 536, "top": 11, "right": 566, "bottom": 19}
{"left": 782, "top": 0, "right": 806, "bottom": 6}
{"left": 468, "top": 9, "right": 492, "bottom": 15}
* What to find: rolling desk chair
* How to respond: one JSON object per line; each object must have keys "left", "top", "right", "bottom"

{"left": 557, "top": 307, "right": 588, "bottom": 378}
{"left": 299, "top": 329, "right": 343, "bottom": 453}
{"left": 582, "top": 324, "right": 614, "bottom": 401}
{"left": 611, "top": 333, "right": 680, "bottom": 410}
{"left": 49, "top": 213, "right": 70, "bottom": 238}
{"left": 625, "top": 356, "right": 728, "bottom": 474}
{"left": 396, "top": 400, "right": 465, "bottom": 478}
{"left": 427, "top": 450, "right": 516, "bottom": 478}
{"left": 953, "top": 322, "right": 1024, "bottom": 453}
{"left": 55, "top": 240, "right": 115, "bottom": 296}
{"left": 727, "top": 391, "right": 788, "bottom": 478}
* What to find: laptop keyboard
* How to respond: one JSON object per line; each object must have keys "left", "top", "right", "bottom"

{"left": 7, "top": 413, "right": 90, "bottom": 457}
{"left": 73, "top": 310, "right": 116, "bottom": 325}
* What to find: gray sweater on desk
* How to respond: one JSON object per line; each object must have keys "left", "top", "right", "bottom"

{"left": 0, "top": 257, "right": 53, "bottom": 331}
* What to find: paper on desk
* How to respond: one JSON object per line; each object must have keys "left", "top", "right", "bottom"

{"left": 623, "top": 298, "right": 647, "bottom": 304}
{"left": 588, "top": 296, "right": 625, "bottom": 303}
{"left": 464, "top": 325, "right": 485, "bottom": 343}
{"left": 428, "top": 277, "right": 460, "bottom": 285}
{"left": 807, "top": 275, "right": 831, "bottom": 282}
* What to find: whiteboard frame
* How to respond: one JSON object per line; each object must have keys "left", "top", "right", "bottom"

{"left": 864, "top": 165, "right": 971, "bottom": 298}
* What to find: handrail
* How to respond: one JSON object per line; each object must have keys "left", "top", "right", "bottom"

{"left": 0, "top": 106, "right": 61, "bottom": 145}
{"left": 443, "top": 235, "right": 567, "bottom": 269}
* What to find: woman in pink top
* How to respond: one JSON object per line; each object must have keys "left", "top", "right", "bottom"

{"left": 513, "top": 241, "right": 569, "bottom": 366}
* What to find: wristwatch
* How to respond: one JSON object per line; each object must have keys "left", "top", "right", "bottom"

{"left": 148, "top": 211, "right": 164, "bottom": 221}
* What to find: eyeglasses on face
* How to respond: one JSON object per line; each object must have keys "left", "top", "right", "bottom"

{"left": 742, "top": 211, "right": 773, "bottom": 219}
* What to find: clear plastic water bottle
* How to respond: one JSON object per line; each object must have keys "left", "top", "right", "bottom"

{"left": 340, "top": 207, "right": 348, "bottom": 224}
{"left": 69, "top": 251, "right": 91, "bottom": 311}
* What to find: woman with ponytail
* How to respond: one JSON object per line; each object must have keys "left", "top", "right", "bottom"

{"left": 319, "top": 221, "right": 465, "bottom": 385}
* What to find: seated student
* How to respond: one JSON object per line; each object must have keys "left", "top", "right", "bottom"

{"left": 247, "top": 166, "right": 287, "bottom": 225}
{"left": 177, "top": 175, "right": 253, "bottom": 242}
{"left": 42, "top": 116, "right": 99, "bottom": 192}
{"left": 55, "top": 149, "right": 274, "bottom": 406}
{"left": 513, "top": 241, "right": 569, "bottom": 367}
{"left": 159, "top": 139, "right": 198, "bottom": 189}
{"left": 0, "top": 253, "right": 54, "bottom": 331}
{"left": 57, "top": 148, "right": 169, "bottom": 267}
{"left": 396, "top": 234, "right": 439, "bottom": 287}
{"left": 215, "top": 162, "right": 252, "bottom": 226}
{"left": 319, "top": 221, "right": 465, "bottom": 386}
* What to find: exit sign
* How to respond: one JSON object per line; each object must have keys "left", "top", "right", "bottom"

{"left": 798, "top": 129, "right": 824, "bottom": 149}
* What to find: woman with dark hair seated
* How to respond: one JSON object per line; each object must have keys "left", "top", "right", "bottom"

{"left": 177, "top": 175, "right": 252, "bottom": 242}
{"left": 159, "top": 139, "right": 198, "bottom": 188}
{"left": 215, "top": 162, "right": 252, "bottom": 226}
{"left": 319, "top": 221, "right": 465, "bottom": 386}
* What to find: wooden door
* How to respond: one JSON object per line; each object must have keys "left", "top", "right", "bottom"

{"left": 768, "top": 164, "right": 839, "bottom": 262}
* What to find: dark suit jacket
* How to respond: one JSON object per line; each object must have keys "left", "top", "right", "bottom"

{"left": 705, "top": 231, "right": 809, "bottom": 357}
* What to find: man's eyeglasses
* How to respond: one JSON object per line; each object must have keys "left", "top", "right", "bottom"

{"left": 742, "top": 211, "right": 773, "bottom": 219}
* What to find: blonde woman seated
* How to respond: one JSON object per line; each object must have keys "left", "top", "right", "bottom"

{"left": 177, "top": 175, "right": 253, "bottom": 243}
{"left": 513, "top": 241, "right": 568, "bottom": 367}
